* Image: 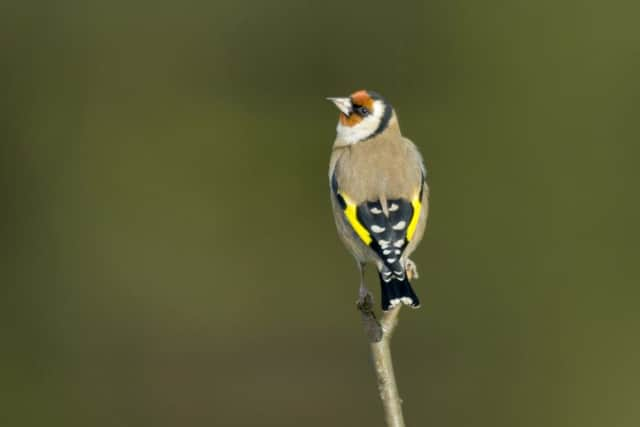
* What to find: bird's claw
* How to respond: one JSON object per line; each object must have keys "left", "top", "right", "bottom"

{"left": 356, "top": 289, "right": 375, "bottom": 313}
{"left": 405, "top": 258, "right": 419, "bottom": 280}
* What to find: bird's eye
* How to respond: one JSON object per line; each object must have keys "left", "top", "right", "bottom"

{"left": 356, "top": 106, "right": 370, "bottom": 116}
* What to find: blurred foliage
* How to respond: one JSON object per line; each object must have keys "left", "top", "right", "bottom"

{"left": 2, "top": 0, "right": 640, "bottom": 426}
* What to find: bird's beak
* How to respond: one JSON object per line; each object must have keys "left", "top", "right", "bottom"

{"left": 326, "top": 97, "right": 352, "bottom": 116}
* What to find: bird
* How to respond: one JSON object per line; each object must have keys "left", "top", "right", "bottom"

{"left": 327, "top": 90, "right": 429, "bottom": 311}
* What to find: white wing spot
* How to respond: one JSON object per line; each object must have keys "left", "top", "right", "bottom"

{"left": 383, "top": 249, "right": 391, "bottom": 255}
{"left": 387, "top": 258, "right": 397, "bottom": 263}
{"left": 394, "top": 249, "right": 401, "bottom": 255}
{"left": 389, "top": 203, "right": 399, "bottom": 212}
{"left": 370, "top": 207, "right": 383, "bottom": 214}
{"left": 393, "top": 240, "right": 404, "bottom": 248}
{"left": 379, "top": 240, "right": 390, "bottom": 248}
{"left": 371, "top": 225, "right": 386, "bottom": 233}
{"left": 392, "top": 221, "right": 406, "bottom": 230}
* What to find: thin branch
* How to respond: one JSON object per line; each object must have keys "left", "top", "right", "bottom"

{"left": 358, "top": 293, "right": 406, "bottom": 427}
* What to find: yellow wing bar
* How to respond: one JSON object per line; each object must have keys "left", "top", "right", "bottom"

{"left": 407, "top": 198, "right": 421, "bottom": 241}
{"left": 339, "top": 192, "right": 422, "bottom": 245}
{"left": 340, "top": 193, "right": 373, "bottom": 245}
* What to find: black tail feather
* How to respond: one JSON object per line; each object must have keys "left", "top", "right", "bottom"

{"left": 379, "top": 274, "right": 420, "bottom": 311}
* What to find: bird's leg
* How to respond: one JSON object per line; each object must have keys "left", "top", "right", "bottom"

{"left": 405, "top": 258, "right": 419, "bottom": 280}
{"left": 357, "top": 262, "right": 369, "bottom": 302}
{"left": 356, "top": 262, "right": 382, "bottom": 342}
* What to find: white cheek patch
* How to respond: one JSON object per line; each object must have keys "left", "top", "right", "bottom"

{"left": 336, "top": 100, "right": 386, "bottom": 144}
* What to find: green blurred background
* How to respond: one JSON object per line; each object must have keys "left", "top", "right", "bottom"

{"left": 2, "top": 0, "right": 639, "bottom": 425}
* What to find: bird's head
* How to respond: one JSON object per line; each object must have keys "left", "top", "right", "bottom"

{"left": 327, "top": 90, "right": 396, "bottom": 144}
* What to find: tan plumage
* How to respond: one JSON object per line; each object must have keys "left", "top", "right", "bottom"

{"left": 327, "top": 90, "right": 429, "bottom": 310}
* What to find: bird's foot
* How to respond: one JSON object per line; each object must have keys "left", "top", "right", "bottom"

{"left": 356, "top": 289, "right": 375, "bottom": 313}
{"left": 356, "top": 289, "right": 383, "bottom": 342}
{"left": 405, "top": 258, "right": 419, "bottom": 280}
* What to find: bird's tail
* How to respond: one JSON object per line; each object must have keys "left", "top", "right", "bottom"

{"left": 378, "top": 273, "right": 420, "bottom": 311}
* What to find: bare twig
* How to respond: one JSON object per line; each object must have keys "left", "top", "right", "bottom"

{"left": 357, "top": 293, "right": 406, "bottom": 427}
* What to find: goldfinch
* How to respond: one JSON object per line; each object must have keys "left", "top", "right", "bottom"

{"left": 327, "top": 90, "right": 429, "bottom": 311}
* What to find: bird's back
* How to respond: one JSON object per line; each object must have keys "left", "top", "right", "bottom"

{"left": 330, "top": 133, "right": 424, "bottom": 204}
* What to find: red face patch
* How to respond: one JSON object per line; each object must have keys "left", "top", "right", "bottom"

{"left": 340, "top": 112, "right": 363, "bottom": 127}
{"left": 337, "top": 90, "right": 374, "bottom": 127}
{"left": 350, "top": 90, "right": 374, "bottom": 111}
